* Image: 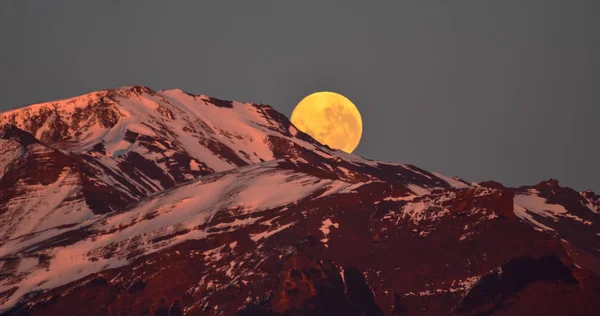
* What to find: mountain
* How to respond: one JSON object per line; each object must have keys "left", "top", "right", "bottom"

{"left": 0, "top": 86, "right": 599, "bottom": 315}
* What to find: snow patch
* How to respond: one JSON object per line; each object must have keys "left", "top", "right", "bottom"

{"left": 402, "top": 165, "right": 433, "bottom": 179}
{"left": 384, "top": 194, "right": 417, "bottom": 202}
{"left": 403, "top": 275, "right": 482, "bottom": 297}
{"left": 320, "top": 218, "right": 340, "bottom": 236}
{"left": 406, "top": 184, "right": 430, "bottom": 196}
{"left": 250, "top": 221, "right": 296, "bottom": 242}
{"left": 514, "top": 190, "right": 590, "bottom": 230}
{"left": 514, "top": 190, "right": 568, "bottom": 220}
{"left": 513, "top": 203, "right": 555, "bottom": 232}
{"left": 432, "top": 172, "right": 470, "bottom": 189}
{"left": 189, "top": 159, "right": 201, "bottom": 171}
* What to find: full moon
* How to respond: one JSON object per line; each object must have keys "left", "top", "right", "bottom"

{"left": 291, "top": 92, "right": 362, "bottom": 153}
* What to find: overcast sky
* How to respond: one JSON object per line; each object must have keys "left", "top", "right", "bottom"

{"left": 1, "top": 1, "right": 598, "bottom": 191}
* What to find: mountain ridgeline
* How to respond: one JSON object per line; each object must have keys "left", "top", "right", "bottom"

{"left": 0, "top": 86, "right": 599, "bottom": 315}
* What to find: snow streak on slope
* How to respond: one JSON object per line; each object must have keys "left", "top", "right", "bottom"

{"left": 581, "top": 191, "right": 600, "bottom": 214}
{"left": 514, "top": 189, "right": 591, "bottom": 232}
{"left": 432, "top": 172, "right": 470, "bottom": 189}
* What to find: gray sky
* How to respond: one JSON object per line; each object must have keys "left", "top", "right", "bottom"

{"left": 1, "top": 1, "right": 598, "bottom": 191}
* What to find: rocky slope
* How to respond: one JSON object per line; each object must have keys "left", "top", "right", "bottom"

{"left": 0, "top": 86, "right": 328, "bottom": 244}
{"left": 0, "top": 86, "right": 599, "bottom": 315}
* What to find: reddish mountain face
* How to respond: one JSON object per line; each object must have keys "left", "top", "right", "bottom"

{"left": 0, "top": 87, "right": 599, "bottom": 315}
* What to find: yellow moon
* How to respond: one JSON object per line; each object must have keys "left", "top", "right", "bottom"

{"left": 290, "top": 91, "right": 362, "bottom": 153}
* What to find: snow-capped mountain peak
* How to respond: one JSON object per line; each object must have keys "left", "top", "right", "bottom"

{"left": 1, "top": 87, "right": 599, "bottom": 315}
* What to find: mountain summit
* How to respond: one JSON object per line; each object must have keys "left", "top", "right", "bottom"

{"left": 1, "top": 86, "right": 599, "bottom": 315}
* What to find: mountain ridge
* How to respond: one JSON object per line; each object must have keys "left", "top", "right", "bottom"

{"left": 1, "top": 86, "right": 599, "bottom": 315}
